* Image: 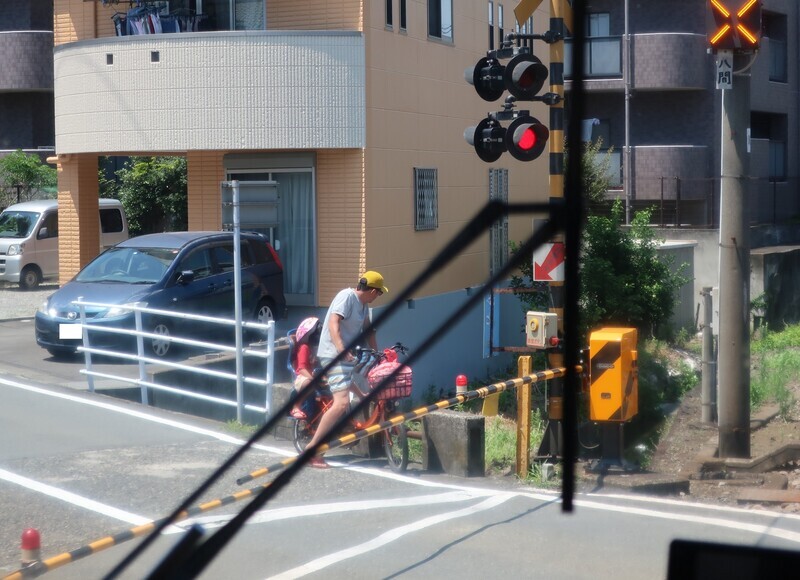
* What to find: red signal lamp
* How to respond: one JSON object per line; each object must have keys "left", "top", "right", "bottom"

{"left": 505, "top": 115, "right": 549, "bottom": 161}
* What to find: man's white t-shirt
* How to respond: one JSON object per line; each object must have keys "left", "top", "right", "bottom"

{"left": 317, "top": 288, "right": 368, "bottom": 360}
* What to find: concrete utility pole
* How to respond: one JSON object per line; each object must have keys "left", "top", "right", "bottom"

{"left": 717, "top": 54, "right": 751, "bottom": 458}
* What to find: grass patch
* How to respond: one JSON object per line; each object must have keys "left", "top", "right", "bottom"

{"left": 750, "top": 325, "right": 800, "bottom": 418}
{"left": 224, "top": 420, "right": 257, "bottom": 438}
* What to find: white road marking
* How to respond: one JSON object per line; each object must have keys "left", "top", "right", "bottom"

{"left": 178, "top": 491, "right": 481, "bottom": 531}
{"left": 5, "top": 373, "right": 800, "bottom": 570}
{"left": 0, "top": 467, "right": 150, "bottom": 526}
{"left": 0, "top": 376, "right": 288, "bottom": 454}
{"left": 266, "top": 493, "right": 518, "bottom": 580}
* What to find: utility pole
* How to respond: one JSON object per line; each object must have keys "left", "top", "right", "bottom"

{"left": 706, "top": 0, "right": 761, "bottom": 458}
{"left": 717, "top": 54, "right": 751, "bottom": 458}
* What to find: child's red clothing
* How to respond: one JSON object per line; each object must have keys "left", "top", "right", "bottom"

{"left": 293, "top": 343, "right": 314, "bottom": 377}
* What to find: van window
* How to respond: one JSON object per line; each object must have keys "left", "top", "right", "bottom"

{"left": 100, "top": 208, "right": 124, "bottom": 233}
{"left": 0, "top": 211, "right": 39, "bottom": 238}
{"left": 37, "top": 212, "right": 58, "bottom": 240}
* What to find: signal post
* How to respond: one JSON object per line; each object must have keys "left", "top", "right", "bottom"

{"left": 707, "top": 0, "right": 761, "bottom": 458}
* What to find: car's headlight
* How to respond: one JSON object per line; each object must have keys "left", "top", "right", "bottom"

{"left": 7, "top": 244, "right": 23, "bottom": 256}
{"left": 99, "top": 302, "right": 146, "bottom": 319}
{"left": 38, "top": 300, "right": 49, "bottom": 315}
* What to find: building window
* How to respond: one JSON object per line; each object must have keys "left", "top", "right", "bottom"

{"left": 764, "top": 12, "right": 787, "bottom": 83}
{"left": 752, "top": 112, "right": 787, "bottom": 182}
{"left": 386, "top": 0, "right": 393, "bottom": 29}
{"left": 489, "top": 168, "right": 509, "bottom": 276}
{"left": 400, "top": 0, "right": 407, "bottom": 30}
{"left": 488, "top": 2, "right": 494, "bottom": 50}
{"left": 428, "top": 0, "right": 453, "bottom": 42}
{"left": 414, "top": 168, "right": 438, "bottom": 231}
{"left": 565, "top": 12, "right": 621, "bottom": 78}
{"left": 497, "top": 4, "right": 504, "bottom": 48}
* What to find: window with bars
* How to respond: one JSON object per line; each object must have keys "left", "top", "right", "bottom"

{"left": 414, "top": 168, "right": 438, "bottom": 231}
{"left": 489, "top": 168, "right": 509, "bottom": 276}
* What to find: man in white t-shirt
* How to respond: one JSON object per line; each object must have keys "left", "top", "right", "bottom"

{"left": 306, "top": 271, "right": 388, "bottom": 468}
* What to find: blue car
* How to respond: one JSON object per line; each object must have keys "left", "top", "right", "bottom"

{"left": 35, "top": 231, "right": 286, "bottom": 358}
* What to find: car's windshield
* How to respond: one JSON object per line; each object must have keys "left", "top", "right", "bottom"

{"left": 75, "top": 247, "right": 178, "bottom": 284}
{"left": 0, "top": 210, "right": 39, "bottom": 239}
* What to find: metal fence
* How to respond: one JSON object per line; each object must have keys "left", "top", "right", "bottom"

{"left": 599, "top": 175, "right": 800, "bottom": 228}
{"left": 73, "top": 300, "right": 281, "bottom": 422}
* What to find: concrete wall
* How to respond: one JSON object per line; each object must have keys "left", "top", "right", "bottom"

{"left": 751, "top": 246, "right": 800, "bottom": 330}
{"left": 657, "top": 225, "right": 800, "bottom": 335}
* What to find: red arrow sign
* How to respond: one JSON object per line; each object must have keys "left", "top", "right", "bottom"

{"left": 534, "top": 242, "right": 565, "bottom": 281}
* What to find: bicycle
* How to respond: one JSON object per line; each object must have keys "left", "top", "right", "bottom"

{"left": 291, "top": 343, "right": 412, "bottom": 473}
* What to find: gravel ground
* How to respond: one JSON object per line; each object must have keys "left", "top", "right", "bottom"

{"left": 0, "top": 282, "right": 60, "bottom": 320}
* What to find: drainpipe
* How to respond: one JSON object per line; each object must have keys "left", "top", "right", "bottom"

{"left": 624, "top": 0, "right": 632, "bottom": 224}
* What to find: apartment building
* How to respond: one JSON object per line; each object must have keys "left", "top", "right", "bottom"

{"left": 567, "top": 0, "right": 798, "bottom": 228}
{"left": 52, "top": 0, "right": 553, "bottom": 387}
{"left": 0, "top": 0, "right": 54, "bottom": 164}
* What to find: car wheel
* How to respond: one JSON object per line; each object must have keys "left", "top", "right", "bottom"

{"left": 150, "top": 321, "right": 172, "bottom": 358}
{"left": 19, "top": 266, "right": 41, "bottom": 290}
{"left": 254, "top": 299, "right": 276, "bottom": 325}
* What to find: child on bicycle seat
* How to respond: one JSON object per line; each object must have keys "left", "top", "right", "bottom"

{"left": 290, "top": 316, "right": 321, "bottom": 420}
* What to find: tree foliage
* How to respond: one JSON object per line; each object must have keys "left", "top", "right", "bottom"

{"left": 511, "top": 147, "right": 688, "bottom": 339}
{"left": 565, "top": 137, "right": 614, "bottom": 209}
{"left": 581, "top": 200, "right": 688, "bottom": 337}
{"left": 105, "top": 156, "right": 188, "bottom": 236}
{"left": 0, "top": 150, "right": 57, "bottom": 207}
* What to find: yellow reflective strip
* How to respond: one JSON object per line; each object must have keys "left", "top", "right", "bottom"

{"left": 737, "top": 24, "right": 757, "bottom": 43}
{"left": 200, "top": 499, "right": 222, "bottom": 511}
{"left": 89, "top": 537, "right": 116, "bottom": 552}
{"left": 738, "top": 0, "right": 757, "bottom": 17}
{"left": 45, "top": 553, "right": 74, "bottom": 568}
{"left": 710, "top": 24, "right": 730, "bottom": 44}
{"left": 710, "top": 0, "right": 730, "bottom": 17}
{"left": 131, "top": 523, "right": 155, "bottom": 535}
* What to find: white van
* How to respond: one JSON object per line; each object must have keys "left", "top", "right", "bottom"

{"left": 0, "top": 199, "right": 129, "bottom": 289}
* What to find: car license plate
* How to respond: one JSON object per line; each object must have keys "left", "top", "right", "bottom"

{"left": 59, "top": 324, "right": 82, "bottom": 339}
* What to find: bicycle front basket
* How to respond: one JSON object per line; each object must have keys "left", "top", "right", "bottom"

{"left": 368, "top": 360, "right": 412, "bottom": 400}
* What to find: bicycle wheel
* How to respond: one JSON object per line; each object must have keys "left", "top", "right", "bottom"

{"left": 384, "top": 422, "right": 408, "bottom": 473}
{"left": 292, "top": 417, "right": 313, "bottom": 454}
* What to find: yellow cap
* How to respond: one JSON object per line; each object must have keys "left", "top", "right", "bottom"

{"left": 360, "top": 270, "right": 388, "bottom": 294}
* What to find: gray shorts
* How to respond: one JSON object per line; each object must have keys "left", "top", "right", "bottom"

{"left": 320, "top": 358, "right": 355, "bottom": 393}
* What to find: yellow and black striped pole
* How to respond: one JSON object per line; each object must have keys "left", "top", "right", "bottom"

{"left": 537, "top": 0, "right": 573, "bottom": 460}
{"left": 2, "top": 479, "right": 277, "bottom": 580}
{"left": 237, "top": 366, "right": 575, "bottom": 486}
{"left": 4, "top": 366, "right": 579, "bottom": 580}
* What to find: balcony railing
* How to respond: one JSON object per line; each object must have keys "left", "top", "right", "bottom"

{"left": 564, "top": 36, "right": 622, "bottom": 78}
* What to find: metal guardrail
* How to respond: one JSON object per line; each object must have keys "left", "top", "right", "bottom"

{"left": 72, "top": 300, "right": 281, "bottom": 422}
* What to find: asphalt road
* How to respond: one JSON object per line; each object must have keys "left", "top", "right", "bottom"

{"left": 4, "top": 289, "right": 800, "bottom": 578}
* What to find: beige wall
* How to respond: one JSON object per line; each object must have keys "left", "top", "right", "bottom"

{"left": 56, "top": 154, "right": 100, "bottom": 284}
{"left": 316, "top": 150, "right": 366, "bottom": 305}
{"left": 268, "top": 0, "right": 363, "bottom": 30}
{"left": 362, "top": 0, "right": 553, "bottom": 300}
{"left": 186, "top": 151, "right": 225, "bottom": 230}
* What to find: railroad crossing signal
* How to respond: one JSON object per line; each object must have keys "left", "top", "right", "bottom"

{"left": 707, "top": 0, "right": 762, "bottom": 52}
{"left": 464, "top": 46, "right": 553, "bottom": 163}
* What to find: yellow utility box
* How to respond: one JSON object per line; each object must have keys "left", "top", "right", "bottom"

{"left": 589, "top": 327, "right": 638, "bottom": 422}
